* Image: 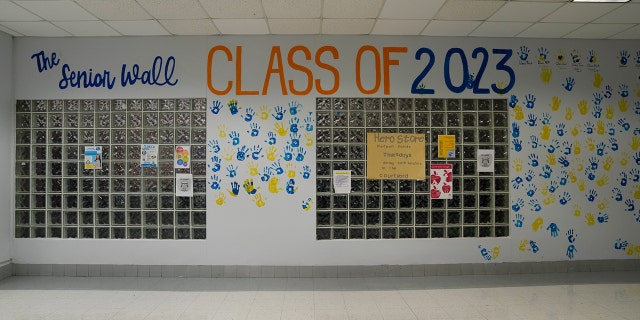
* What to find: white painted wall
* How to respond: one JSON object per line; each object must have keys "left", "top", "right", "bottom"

{"left": 10, "top": 36, "right": 640, "bottom": 266}
{"left": 0, "top": 31, "right": 14, "bottom": 263}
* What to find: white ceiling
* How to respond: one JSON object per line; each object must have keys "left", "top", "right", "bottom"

{"left": 0, "top": 0, "right": 639, "bottom": 39}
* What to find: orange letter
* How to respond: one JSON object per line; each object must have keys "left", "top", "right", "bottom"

{"left": 383, "top": 47, "right": 407, "bottom": 95}
{"left": 207, "top": 45, "right": 232, "bottom": 95}
{"left": 315, "top": 46, "right": 339, "bottom": 95}
{"left": 236, "top": 46, "right": 259, "bottom": 95}
{"left": 356, "top": 45, "right": 380, "bottom": 94}
{"left": 262, "top": 46, "right": 288, "bottom": 95}
{"left": 287, "top": 46, "right": 313, "bottom": 95}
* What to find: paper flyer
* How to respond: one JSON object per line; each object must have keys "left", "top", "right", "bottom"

{"left": 437, "top": 135, "right": 456, "bottom": 158}
{"left": 84, "top": 146, "right": 102, "bottom": 170}
{"left": 176, "top": 173, "right": 193, "bottom": 197}
{"left": 333, "top": 170, "right": 352, "bottom": 194}
{"left": 430, "top": 163, "right": 453, "bottom": 199}
{"left": 140, "top": 144, "right": 158, "bottom": 168}
{"left": 477, "top": 149, "right": 495, "bottom": 173}
{"left": 175, "top": 145, "right": 191, "bottom": 168}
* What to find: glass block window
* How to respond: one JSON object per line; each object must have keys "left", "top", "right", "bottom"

{"left": 316, "top": 98, "right": 510, "bottom": 240}
{"left": 14, "top": 99, "right": 207, "bottom": 240}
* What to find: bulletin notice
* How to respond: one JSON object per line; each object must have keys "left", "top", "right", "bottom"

{"left": 366, "top": 132, "right": 426, "bottom": 180}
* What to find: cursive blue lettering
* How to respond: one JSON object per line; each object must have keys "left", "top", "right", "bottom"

{"left": 120, "top": 56, "right": 178, "bottom": 87}
{"left": 31, "top": 51, "right": 59, "bottom": 73}
{"left": 58, "top": 64, "right": 116, "bottom": 90}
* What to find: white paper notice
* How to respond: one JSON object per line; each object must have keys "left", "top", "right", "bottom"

{"left": 477, "top": 149, "right": 495, "bottom": 173}
{"left": 176, "top": 173, "right": 193, "bottom": 197}
{"left": 140, "top": 144, "right": 158, "bottom": 168}
{"left": 333, "top": 170, "right": 351, "bottom": 194}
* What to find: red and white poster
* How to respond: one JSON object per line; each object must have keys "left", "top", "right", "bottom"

{"left": 430, "top": 164, "right": 453, "bottom": 200}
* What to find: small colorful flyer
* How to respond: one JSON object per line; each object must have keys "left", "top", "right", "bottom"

{"left": 140, "top": 144, "right": 158, "bottom": 168}
{"left": 333, "top": 170, "right": 351, "bottom": 194}
{"left": 437, "top": 135, "right": 456, "bottom": 158}
{"left": 430, "top": 163, "right": 453, "bottom": 199}
{"left": 174, "top": 145, "right": 190, "bottom": 169}
{"left": 84, "top": 146, "right": 102, "bottom": 170}
{"left": 176, "top": 173, "right": 193, "bottom": 197}
{"left": 477, "top": 149, "right": 495, "bottom": 173}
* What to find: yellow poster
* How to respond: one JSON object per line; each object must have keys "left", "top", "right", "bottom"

{"left": 366, "top": 132, "right": 425, "bottom": 180}
{"left": 438, "top": 135, "right": 456, "bottom": 158}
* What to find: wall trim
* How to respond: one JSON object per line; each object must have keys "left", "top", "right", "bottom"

{"left": 6, "top": 260, "right": 640, "bottom": 279}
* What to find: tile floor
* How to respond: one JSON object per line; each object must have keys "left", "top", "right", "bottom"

{"left": 0, "top": 271, "right": 639, "bottom": 319}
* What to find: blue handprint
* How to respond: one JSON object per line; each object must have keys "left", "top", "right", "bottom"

{"left": 289, "top": 117, "right": 299, "bottom": 133}
{"left": 592, "top": 92, "right": 603, "bottom": 106}
{"left": 243, "top": 107, "right": 255, "bottom": 122}
{"left": 479, "top": 246, "right": 492, "bottom": 261}
{"left": 261, "top": 167, "right": 272, "bottom": 182}
{"left": 588, "top": 50, "right": 597, "bottom": 63}
{"left": 208, "top": 139, "right": 221, "bottom": 153}
{"left": 229, "top": 181, "right": 240, "bottom": 197}
{"left": 547, "top": 223, "right": 560, "bottom": 237}
{"left": 567, "top": 229, "right": 577, "bottom": 243}
{"left": 597, "top": 212, "right": 609, "bottom": 223}
{"left": 530, "top": 241, "right": 540, "bottom": 253}
{"left": 251, "top": 145, "right": 263, "bottom": 160}
{"left": 226, "top": 164, "right": 238, "bottom": 178}
{"left": 285, "top": 178, "right": 297, "bottom": 194}
{"left": 587, "top": 189, "right": 597, "bottom": 202}
{"left": 509, "top": 95, "right": 518, "bottom": 108}
{"left": 466, "top": 73, "right": 475, "bottom": 89}
{"left": 271, "top": 160, "right": 284, "bottom": 175}
{"left": 596, "top": 142, "right": 607, "bottom": 157}
{"left": 589, "top": 157, "right": 599, "bottom": 170}
{"left": 529, "top": 135, "right": 539, "bottom": 149}
{"left": 524, "top": 94, "right": 536, "bottom": 109}
{"left": 619, "top": 84, "right": 629, "bottom": 97}
{"left": 609, "top": 138, "right": 619, "bottom": 151}
{"left": 612, "top": 187, "right": 623, "bottom": 201}
{"left": 547, "top": 139, "right": 559, "bottom": 153}
{"left": 301, "top": 165, "right": 311, "bottom": 179}
{"left": 571, "top": 50, "right": 581, "bottom": 64}
{"left": 210, "top": 100, "right": 223, "bottom": 115}
{"left": 541, "top": 112, "right": 551, "bottom": 125}
{"left": 512, "top": 138, "right": 522, "bottom": 152}
{"left": 524, "top": 169, "right": 534, "bottom": 182}
{"left": 559, "top": 192, "right": 572, "bottom": 205}
{"left": 527, "top": 114, "right": 538, "bottom": 127}
{"left": 304, "top": 116, "right": 314, "bottom": 132}
{"left": 637, "top": 50, "right": 640, "bottom": 64}
{"left": 228, "top": 100, "right": 239, "bottom": 115}
{"left": 592, "top": 105, "right": 602, "bottom": 119}
{"left": 210, "top": 156, "right": 221, "bottom": 172}
{"left": 272, "top": 105, "right": 286, "bottom": 120}
{"left": 563, "top": 77, "right": 575, "bottom": 91}
{"left": 283, "top": 144, "right": 294, "bottom": 161}
{"left": 229, "top": 131, "right": 240, "bottom": 146}
{"left": 526, "top": 184, "right": 537, "bottom": 197}
{"left": 618, "top": 118, "right": 630, "bottom": 131}
{"left": 248, "top": 123, "right": 261, "bottom": 137}
{"left": 619, "top": 172, "right": 628, "bottom": 186}
{"left": 290, "top": 132, "right": 301, "bottom": 147}
{"left": 513, "top": 213, "right": 524, "bottom": 228}
{"left": 603, "top": 85, "right": 613, "bottom": 99}
{"left": 295, "top": 147, "right": 307, "bottom": 161}
{"left": 511, "top": 123, "right": 520, "bottom": 138}
{"left": 562, "top": 141, "right": 573, "bottom": 155}
{"left": 635, "top": 212, "right": 640, "bottom": 223}
{"left": 566, "top": 245, "right": 577, "bottom": 259}
{"left": 538, "top": 47, "right": 549, "bottom": 61}
{"left": 548, "top": 181, "right": 558, "bottom": 193}
{"left": 539, "top": 164, "right": 552, "bottom": 179}
{"left": 631, "top": 168, "right": 640, "bottom": 181}
{"left": 518, "top": 45, "right": 530, "bottom": 61}
{"left": 555, "top": 123, "right": 566, "bottom": 137}
{"left": 236, "top": 145, "right": 249, "bottom": 161}
{"left": 512, "top": 176, "right": 524, "bottom": 189}
{"left": 606, "top": 122, "right": 616, "bottom": 136}
{"left": 625, "top": 199, "right": 635, "bottom": 211}
{"left": 615, "top": 238, "right": 629, "bottom": 250}
{"left": 511, "top": 198, "right": 525, "bottom": 212}
{"left": 288, "top": 100, "right": 302, "bottom": 115}
{"left": 209, "top": 175, "right": 222, "bottom": 190}
{"left": 585, "top": 122, "right": 594, "bottom": 134}
{"left": 585, "top": 168, "right": 596, "bottom": 181}
{"left": 559, "top": 171, "right": 568, "bottom": 186}
{"left": 266, "top": 131, "right": 277, "bottom": 145}
{"left": 636, "top": 101, "right": 640, "bottom": 115}
{"left": 619, "top": 50, "right": 630, "bottom": 65}
{"left": 528, "top": 153, "right": 539, "bottom": 167}
{"left": 635, "top": 154, "right": 640, "bottom": 166}
{"left": 529, "top": 199, "right": 542, "bottom": 212}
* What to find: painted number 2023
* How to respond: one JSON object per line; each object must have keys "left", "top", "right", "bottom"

{"left": 411, "top": 47, "right": 515, "bottom": 95}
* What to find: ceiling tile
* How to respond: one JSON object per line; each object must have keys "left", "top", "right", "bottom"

{"left": 371, "top": 19, "right": 428, "bottom": 35}
{"left": 199, "top": 0, "right": 264, "bottom": 19}
{"left": 541, "top": 3, "right": 622, "bottom": 23}
{"left": 321, "top": 18, "right": 375, "bottom": 34}
{"left": 105, "top": 20, "right": 170, "bottom": 36}
{"left": 609, "top": 24, "right": 640, "bottom": 39}
{"left": 594, "top": 4, "right": 640, "bottom": 23}
{"left": 0, "top": 24, "right": 23, "bottom": 36}
{"left": 53, "top": 21, "right": 120, "bottom": 36}
{"left": 378, "top": 0, "right": 446, "bottom": 20}
{"left": 137, "top": 0, "right": 209, "bottom": 20}
{"left": 470, "top": 21, "right": 532, "bottom": 37}
{"left": 159, "top": 19, "right": 219, "bottom": 35}
{"left": 214, "top": 19, "right": 269, "bottom": 34}
{"left": 0, "top": 2, "right": 41, "bottom": 21}
{"left": 489, "top": 2, "right": 564, "bottom": 22}
{"left": 75, "top": 0, "right": 151, "bottom": 20}
{"left": 268, "top": 19, "right": 321, "bottom": 34}
{"left": 323, "top": 0, "right": 384, "bottom": 19}
{"left": 0, "top": 21, "right": 69, "bottom": 36}
{"left": 563, "top": 23, "right": 634, "bottom": 39}
{"left": 15, "top": 0, "right": 97, "bottom": 21}
{"left": 517, "top": 22, "right": 582, "bottom": 38}
{"left": 434, "top": 0, "right": 505, "bottom": 21}
{"left": 421, "top": 20, "right": 481, "bottom": 36}
{"left": 263, "top": 0, "right": 321, "bottom": 18}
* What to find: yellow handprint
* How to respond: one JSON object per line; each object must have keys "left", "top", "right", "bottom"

{"left": 620, "top": 152, "right": 630, "bottom": 166}
{"left": 304, "top": 132, "right": 314, "bottom": 147}
{"left": 259, "top": 105, "right": 270, "bottom": 120}
{"left": 242, "top": 179, "right": 259, "bottom": 195}
{"left": 266, "top": 146, "right": 277, "bottom": 161}
{"left": 586, "top": 138, "right": 595, "bottom": 151}
{"left": 549, "top": 96, "right": 561, "bottom": 111}
{"left": 565, "top": 107, "right": 573, "bottom": 120}
{"left": 603, "top": 156, "right": 614, "bottom": 172}
{"left": 286, "top": 163, "right": 297, "bottom": 178}
{"left": 573, "top": 204, "right": 581, "bottom": 217}
{"left": 495, "top": 81, "right": 506, "bottom": 96}
{"left": 596, "top": 175, "right": 609, "bottom": 187}
{"left": 585, "top": 213, "right": 595, "bottom": 226}
{"left": 578, "top": 100, "right": 588, "bottom": 115}
{"left": 274, "top": 121, "right": 288, "bottom": 136}
{"left": 532, "top": 217, "right": 544, "bottom": 232}
{"left": 546, "top": 154, "right": 556, "bottom": 166}
{"left": 571, "top": 124, "right": 580, "bottom": 137}
{"left": 253, "top": 193, "right": 266, "bottom": 207}
{"left": 631, "top": 137, "right": 640, "bottom": 151}
{"left": 247, "top": 161, "right": 259, "bottom": 176}
{"left": 634, "top": 186, "right": 640, "bottom": 199}
{"left": 512, "top": 158, "right": 522, "bottom": 172}
{"left": 593, "top": 73, "right": 603, "bottom": 88}
{"left": 215, "top": 192, "right": 226, "bottom": 206}
{"left": 218, "top": 124, "right": 228, "bottom": 138}
{"left": 268, "top": 177, "right": 283, "bottom": 194}
{"left": 618, "top": 98, "right": 628, "bottom": 112}
{"left": 578, "top": 179, "right": 585, "bottom": 192}
{"left": 568, "top": 171, "right": 577, "bottom": 184}
{"left": 541, "top": 187, "right": 549, "bottom": 196}
{"left": 519, "top": 240, "right": 528, "bottom": 252}
{"left": 627, "top": 247, "right": 635, "bottom": 256}
{"left": 513, "top": 105, "right": 524, "bottom": 121}
{"left": 575, "top": 157, "right": 584, "bottom": 171}
{"left": 540, "top": 67, "right": 552, "bottom": 84}
{"left": 605, "top": 105, "right": 614, "bottom": 119}
{"left": 596, "top": 120, "right": 605, "bottom": 135}
{"left": 543, "top": 194, "right": 556, "bottom": 206}
{"left": 540, "top": 125, "right": 551, "bottom": 140}
{"left": 492, "top": 246, "right": 501, "bottom": 260}
{"left": 598, "top": 199, "right": 609, "bottom": 211}
{"left": 223, "top": 147, "right": 234, "bottom": 161}
{"left": 574, "top": 141, "right": 581, "bottom": 154}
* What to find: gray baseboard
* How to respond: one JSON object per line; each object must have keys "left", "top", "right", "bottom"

{"left": 7, "top": 260, "right": 640, "bottom": 279}
{"left": 0, "top": 261, "right": 11, "bottom": 281}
